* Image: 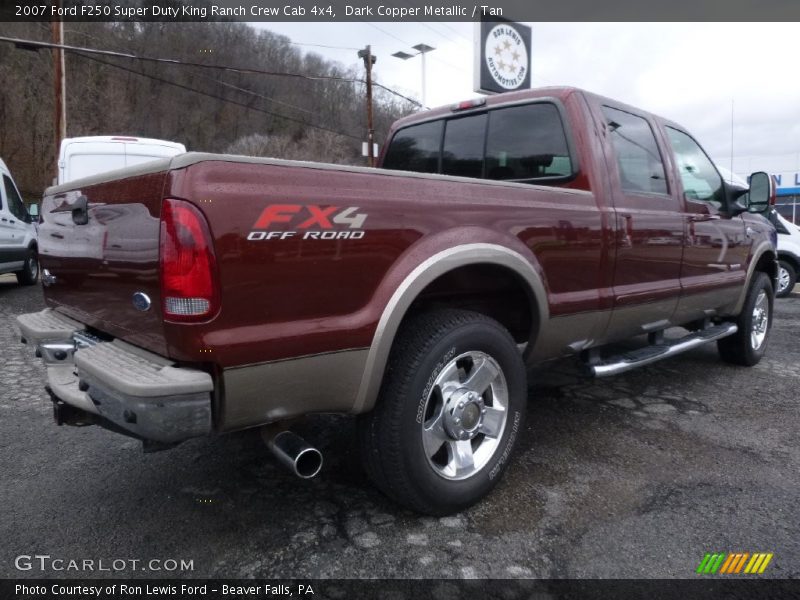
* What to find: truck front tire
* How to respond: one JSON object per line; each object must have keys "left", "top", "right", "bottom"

{"left": 358, "top": 309, "right": 527, "bottom": 515}
{"left": 717, "top": 272, "right": 773, "bottom": 366}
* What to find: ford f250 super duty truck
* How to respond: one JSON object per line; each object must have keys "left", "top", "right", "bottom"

{"left": 17, "top": 87, "right": 778, "bottom": 515}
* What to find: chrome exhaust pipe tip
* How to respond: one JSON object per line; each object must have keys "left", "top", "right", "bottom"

{"left": 265, "top": 430, "right": 323, "bottom": 479}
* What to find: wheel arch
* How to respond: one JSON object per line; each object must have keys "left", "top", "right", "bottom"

{"left": 778, "top": 251, "right": 799, "bottom": 274}
{"left": 731, "top": 242, "right": 777, "bottom": 314}
{"left": 353, "top": 243, "right": 547, "bottom": 414}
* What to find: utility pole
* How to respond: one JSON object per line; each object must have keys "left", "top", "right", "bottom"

{"left": 358, "top": 45, "right": 376, "bottom": 167}
{"left": 51, "top": 2, "right": 66, "bottom": 176}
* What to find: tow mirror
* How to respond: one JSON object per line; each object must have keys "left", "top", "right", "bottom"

{"left": 747, "top": 172, "right": 775, "bottom": 214}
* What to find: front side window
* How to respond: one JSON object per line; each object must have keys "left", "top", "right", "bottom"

{"left": 602, "top": 106, "right": 668, "bottom": 195}
{"left": 382, "top": 120, "right": 443, "bottom": 174}
{"left": 3, "top": 175, "right": 27, "bottom": 220}
{"left": 486, "top": 103, "right": 572, "bottom": 181}
{"left": 665, "top": 127, "right": 724, "bottom": 206}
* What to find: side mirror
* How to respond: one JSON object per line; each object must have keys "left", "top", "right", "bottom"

{"left": 747, "top": 172, "right": 775, "bottom": 214}
{"left": 28, "top": 203, "right": 39, "bottom": 219}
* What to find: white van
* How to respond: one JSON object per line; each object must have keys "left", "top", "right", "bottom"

{"left": 0, "top": 158, "right": 38, "bottom": 285}
{"left": 57, "top": 136, "right": 186, "bottom": 185}
{"left": 775, "top": 213, "right": 800, "bottom": 297}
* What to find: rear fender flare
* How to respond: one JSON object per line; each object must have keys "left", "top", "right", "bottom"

{"left": 352, "top": 242, "right": 547, "bottom": 414}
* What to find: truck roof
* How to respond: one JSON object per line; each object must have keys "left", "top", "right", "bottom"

{"left": 391, "top": 86, "right": 688, "bottom": 134}
{"left": 60, "top": 136, "right": 185, "bottom": 149}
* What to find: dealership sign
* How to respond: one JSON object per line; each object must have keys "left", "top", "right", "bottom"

{"left": 774, "top": 172, "right": 800, "bottom": 195}
{"left": 474, "top": 21, "right": 532, "bottom": 95}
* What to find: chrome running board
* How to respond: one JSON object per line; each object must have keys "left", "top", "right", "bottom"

{"left": 590, "top": 323, "right": 738, "bottom": 378}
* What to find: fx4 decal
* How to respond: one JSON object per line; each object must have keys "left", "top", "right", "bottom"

{"left": 248, "top": 204, "right": 367, "bottom": 241}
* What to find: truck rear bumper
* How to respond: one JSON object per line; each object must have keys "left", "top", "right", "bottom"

{"left": 17, "top": 309, "right": 213, "bottom": 444}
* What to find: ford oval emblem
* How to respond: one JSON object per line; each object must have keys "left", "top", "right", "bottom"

{"left": 132, "top": 292, "right": 152, "bottom": 312}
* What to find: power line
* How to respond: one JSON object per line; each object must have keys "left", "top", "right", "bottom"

{"left": 418, "top": 21, "right": 463, "bottom": 46}
{"left": 438, "top": 22, "right": 473, "bottom": 43}
{"left": 364, "top": 22, "right": 412, "bottom": 48}
{"left": 0, "top": 35, "right": 423, "bottom": 107}
{"left": 75, "top": 53, "right": 363, "bottom": 141}
{"left": 288, "top": 41, "right": 360, "bottom": 51}
{"left": 0, "top": 35, "right": 357, "bottom": 82}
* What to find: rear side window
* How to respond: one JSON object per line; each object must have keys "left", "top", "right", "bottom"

{"left": 382, "top": 120, "right": 443, "bottom": 173}
{"left": 68, "top": 154, "right": 126, "bottom": 181}
{"left": 486, "top": 103, "right": 572, "bottom": 181}
{"left": 602, "top": 106, "right": 668, "bottom": 195}
{"left": 442, "top": 114, "right": 487, "bottom": 178}
{"left": 383, "top": 101, "right": 574, "bottom": 183}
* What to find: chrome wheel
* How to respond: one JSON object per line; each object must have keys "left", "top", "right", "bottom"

{"left": 777, "top": 266, "right": 791, "bottom": 295}
{"left": 750, "top": 290, "right": 769, "bottom": 350}
{"left": 421, "top": 351, "right": 508, "bottom": 480}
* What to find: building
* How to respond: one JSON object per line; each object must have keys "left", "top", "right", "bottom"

{"left": 717, "top": 154, "right": 800, "bottom": 224}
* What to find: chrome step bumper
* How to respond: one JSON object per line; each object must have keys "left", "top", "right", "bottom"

{"left": 16, "top": 309, "right": 213, "bottom": 443}
{"left": 590, "top": 323, "right": 738, "bottom": 378}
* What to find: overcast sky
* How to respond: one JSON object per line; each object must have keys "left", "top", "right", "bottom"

{"left": 257, "top": 22, "right": 799, "bottom": 174}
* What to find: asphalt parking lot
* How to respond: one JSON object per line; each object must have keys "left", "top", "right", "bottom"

{"left": 1, "top": 275, "right": 798, "bottom": 580}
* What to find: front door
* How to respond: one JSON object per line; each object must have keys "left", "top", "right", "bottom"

{"left": 664, "top": 127, "right": 752, "bottom": 321}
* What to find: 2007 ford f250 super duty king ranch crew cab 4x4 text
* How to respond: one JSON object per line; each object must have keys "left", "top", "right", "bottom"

{"left": 17, "top": 87, "right": 778, "bottom": 515}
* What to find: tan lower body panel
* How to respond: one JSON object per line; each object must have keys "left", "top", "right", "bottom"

{"left": 219, "top": 349, "right": 369, "bottom": 432}
{"left": 530, "top": 287, "right": 745, "bottom": 363}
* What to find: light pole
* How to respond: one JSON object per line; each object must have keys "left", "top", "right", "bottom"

{"left": 391, "top": 43, "right": 435, "bottom": 107}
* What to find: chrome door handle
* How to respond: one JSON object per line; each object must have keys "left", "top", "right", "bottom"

{"left": 690, "top": 214, "right": 720, "bottom": 222}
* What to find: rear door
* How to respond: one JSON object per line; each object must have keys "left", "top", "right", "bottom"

{"left": 599, "top": 104, "right": 685, "bottom": 339}
{"left": 124, "top": 142, "right": 183, "bottom": 168}
{"left": 63, "top": 141, "right": 126, "bottom": 183}
{"left": 0, "top": 173, "right": 29, "bottom": 269}
{"left": 663, "top": 126, "right": 751, "bottom": 319}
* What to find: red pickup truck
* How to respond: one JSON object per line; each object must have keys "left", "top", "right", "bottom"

{"left": 17, "top": 87, "right": 778, "bottom": 515}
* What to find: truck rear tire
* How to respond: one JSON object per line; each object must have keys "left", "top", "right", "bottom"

{"left": 717, "top": 272, "right": 773, "bottom": 366}
{"left": 358, "top": 309, "right": 527, "bottom": 515}
{"left": 15, "top": 248, "right": 39, "bottom": 286}
{"left": 776, "top": 260, "right": 796, "bottom": 298}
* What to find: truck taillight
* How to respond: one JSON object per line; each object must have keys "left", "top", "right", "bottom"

{"left": 159, "top": 198, "right": 219, "bottom": 322}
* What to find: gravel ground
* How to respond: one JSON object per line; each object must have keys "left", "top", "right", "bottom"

{"left": 1, "top": 275, "right": 798, "bottom": 579}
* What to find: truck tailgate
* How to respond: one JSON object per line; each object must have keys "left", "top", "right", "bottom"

{"left": 38, "top": 169, "right": 170, "bottom": 357}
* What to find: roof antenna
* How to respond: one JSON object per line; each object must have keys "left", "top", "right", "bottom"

{"left": 729, "top": 98, "right": 734, "bottom": 184}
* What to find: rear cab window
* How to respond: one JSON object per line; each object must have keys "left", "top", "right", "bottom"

{"left": 383, "top": 100, "right": 575, "bottom": 185}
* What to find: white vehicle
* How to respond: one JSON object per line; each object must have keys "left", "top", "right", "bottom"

{"left": 717, "top": 165, "right": 797, "bottom": 297}
{"left": 0, "top": 158, "right": 38, "bottom": 285}
{"left": 57, "top": 136, "right": 186, "bottom": 185}
{"left": 775, "top": 212, "right": 800, "bottom": 297}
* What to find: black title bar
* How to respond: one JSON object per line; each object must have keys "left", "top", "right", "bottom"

{"left": 2, "top": 0, "right": 800, "bottom": 22}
